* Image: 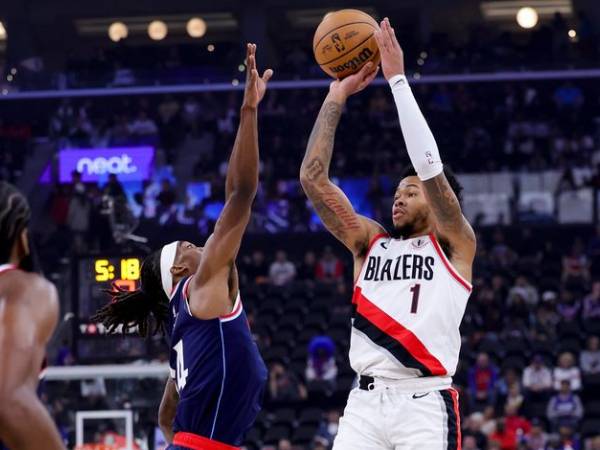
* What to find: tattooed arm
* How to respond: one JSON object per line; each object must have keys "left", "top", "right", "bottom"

{"left": 300, "top": 63, "right": 384, "bottom": 258}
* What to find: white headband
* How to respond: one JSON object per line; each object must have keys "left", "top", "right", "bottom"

{"left": 160, "top": 241, "right": 179, "bottom": 297}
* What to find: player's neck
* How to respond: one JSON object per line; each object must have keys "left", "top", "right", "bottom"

{"left": 405, "top": 223, "right": 435, "bottom": 240}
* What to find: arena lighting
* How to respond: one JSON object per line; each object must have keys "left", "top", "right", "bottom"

{"left": 108, "top": 22, "right": 128, "bottom": 42}
{"left": 148, "top": 20, "right": 168, "bottom": 40}
{"left": 516, "top": 7, "right": 539, "bottom": 29}
{"left": 0, "top": 22, "right": 6, "bottom": 41}
{"left": 187, "top": 17, "right": 207, "bottom": 38}
{"left": 207, "top": 44, "right": 215, "bottom": 52}
{"left": 568, "top": 29, "right": 577, "bottom": 38}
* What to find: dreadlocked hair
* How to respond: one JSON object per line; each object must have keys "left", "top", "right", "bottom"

{"left": 399, "top": 165, "right": 464, "bottom": 206}
{"left": 0, "top": 181, "right": 31, "bottom": 263}
{"left": 91, "top": 250, "right": 170, "bottom": 337}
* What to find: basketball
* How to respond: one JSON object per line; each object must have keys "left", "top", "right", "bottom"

{"left": 313, "top": 9, "right": 381, "bottom": 79}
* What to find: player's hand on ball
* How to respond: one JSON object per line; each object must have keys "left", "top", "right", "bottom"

{"left": 242, "top": 43, "right": 274, "bottom": 109}
{"left": 329, "top": 61, "right": 379, "bottom": 101}
{"left": 374, "top": 18, "right": 405, "bottom": 80}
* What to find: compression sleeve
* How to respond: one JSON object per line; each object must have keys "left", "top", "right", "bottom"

{"left": 389, "top": 74, "right": 444, "bottom": 181}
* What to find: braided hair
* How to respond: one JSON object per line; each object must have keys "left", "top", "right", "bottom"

{"left": 0, "top": 181, "right": 31, "bottom": 264}
{"left": 91, "top": 250, "right": 170, "bottom": 337}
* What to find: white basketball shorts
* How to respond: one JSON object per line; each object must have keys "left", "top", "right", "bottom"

{"left": 332, "top": 385, "right": 461, "bottom": 450}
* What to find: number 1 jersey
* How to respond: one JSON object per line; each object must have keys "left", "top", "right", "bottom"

{"left": 351, "top": 233, "right": 472, "bottom": 388}
{"left": 167, "top": 276, "right": 268, "bottom": 447}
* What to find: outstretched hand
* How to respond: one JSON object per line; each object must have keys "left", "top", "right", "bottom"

{"left": 329, "top": 61, "right": 379, "bottom": 102}
{"left": 242, "top": 43, "right": 274, "bottom": 109}
{"left": 373, "top": 18, "right": 405, "bottom": 81}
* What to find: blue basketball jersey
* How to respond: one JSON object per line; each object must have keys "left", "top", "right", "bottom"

{"left": 167, "top": 276, "right": 267, "bottom": 447}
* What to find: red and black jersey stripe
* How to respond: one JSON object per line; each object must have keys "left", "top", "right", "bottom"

{"left": 352, "top": 287, "right": 447, "bottom": 377}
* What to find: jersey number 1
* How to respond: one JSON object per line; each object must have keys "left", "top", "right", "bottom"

{"left": 174, "top": 339, "right": 189, "bottom": 391}
{"left": 410, "top": 284, "right": 421, "bottom": 314}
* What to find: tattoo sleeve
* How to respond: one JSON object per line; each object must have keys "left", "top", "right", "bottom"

{"left": 300, "top": 100, "right": 369, "bottom": 251}
{"left": 422, "top": 173, "right": 475, "bottom": 242}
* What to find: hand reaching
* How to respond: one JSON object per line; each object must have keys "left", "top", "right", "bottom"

{"left": 373, "top": 18, "right": 405, "bottom": 81}
{"left": 329, "top": 61, "right": 379, "bottom": 102}
{"left": 242, "top": 43, "right": 274, "bottom": 109}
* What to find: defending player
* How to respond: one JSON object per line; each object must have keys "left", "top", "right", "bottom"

{"left": 93, "top": 44, "right": 272, "bottom": 450}
{"left": 0, "top": 182, "right": 65, "bottom": 450}
{"left": 300, "top": 19, "right": 475, "bottom": 450}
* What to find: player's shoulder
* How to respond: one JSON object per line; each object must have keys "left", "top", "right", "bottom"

{"left": 4, "top": 271, "right": 58, "bottom": 308}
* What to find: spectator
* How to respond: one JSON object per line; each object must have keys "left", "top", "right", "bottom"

{"left": 581, "top": 335, "right": 600, "bottom": 375}
{"left": 523, "top": 419, "right": 548, "bottom": 450}
{"left": 306, "top": 336, "right": 338, "bottom": 384}
{"left": 245, "top": 250, "right": 269, "bottom": 285}
{"left": 468, "top": 353, "right": 499, "bottom": 411}
{"left": 561, "top": 241, "right": 590, "bottom": 285}
{"left": 156, "top": 179, "right": 177, "bottom": 218}
{"left": 277, "top": 439, "right": 292, "bottom": 450}
{"left": 555, "top": 425, "right": 580, "bottom": 450}
{"left": 463, "top": 412, "right": 488, "bottom": 450}
{"left": 547, "top": 380, "right": 584, "bottom": 430}
{"left": 522, "top": 355, "right": 553, "bottom": 396}
{"left": 315, "top": 246, "right": 344, "bottom": 283}
{"left": 582, "top": 282, "right": 600, "bottom": 319}
{"left": 489, "top": 418, "right": 517, "bottom": 450}
{"left": 503, "top": 404, "right": 531, "bottom": 438}
{"left": 462, "top": 436, "right": 480, "bottom": 450}
{"left": 129, "top": 110, "right": 158, "bottom": 137}
{"left": 314, "top": 410, "right": 340, "bottom": 448}
{"left": 508, "top": 276, "right": 539, "bottom": 307}
{"left": 553, "top": 352, "right": 582, "bottom": 391}
{"left": 556, "top": 289, "right": 580, "bottom": 322}
{"left": 103, "top": 173, "right": 125, "bottom": 199}
{"left": 297, "top": 251, "right": 317, "bottom": 281}
{"left": 268, "top": 362, "right": 307, "bottom": 402}
{"left": 590, "top": 435, "right": 600, "bottom": 450}
{"left": 66, "top": 183, "right": 91, "bottom": 254}
{"left": 481, "top": 405, "right": 497, "bottom": 435}
{"left": 269, "top": 250, "right": 296, "bottom": 286}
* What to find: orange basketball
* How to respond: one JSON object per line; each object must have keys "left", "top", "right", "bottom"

{"left": 313, "top": 9, "right": 381, "bottom": 79}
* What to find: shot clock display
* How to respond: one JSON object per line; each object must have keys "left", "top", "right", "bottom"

{"left": 75, "top": 255, "right": 151, "bottom": 362}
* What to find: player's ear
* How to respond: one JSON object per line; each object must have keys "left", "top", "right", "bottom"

{"left": 170, "top": 264, "right": 187, "bottom": 278}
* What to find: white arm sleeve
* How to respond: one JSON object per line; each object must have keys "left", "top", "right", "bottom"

{"left": 389, "top": 74, "right": 443, "bottom": 181}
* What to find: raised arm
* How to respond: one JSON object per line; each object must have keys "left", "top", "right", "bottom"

{"left": 0, "top": 274, "right": 65, "bottom": 450}
{"left": 189, "top": 44, "right": 272, "bottom": 317}
{"left": 375, "top": 19, "right": 476, "bottom": 264}
{"left": 300, "top": 63, "right": 385, "bottom": 258}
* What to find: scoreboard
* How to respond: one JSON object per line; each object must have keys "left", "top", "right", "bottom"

{"left": 75, "top": 256, "right": 159, "bottom": 362}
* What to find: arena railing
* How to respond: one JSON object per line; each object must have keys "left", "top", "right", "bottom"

{"left": 2, "top": 68, "right": 600, "bottom": 100}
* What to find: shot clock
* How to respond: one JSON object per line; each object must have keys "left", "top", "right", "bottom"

{"left": 74, "top": 255, "right": 151, "bottom": 362}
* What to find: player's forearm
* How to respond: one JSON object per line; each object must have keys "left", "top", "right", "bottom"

{"left": 0, "top": 391, "right": 65, "bottom": 450}
{"left": 300, "top": 94, "right": 344, "bottom": 186}
{"left": 225, "top": 106, "right": 259, "bottom": 201}
{"left": 389, "top": 75, "right": 443, "bottom": 181}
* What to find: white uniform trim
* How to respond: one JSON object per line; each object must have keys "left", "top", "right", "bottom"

{"left": 160, "top": 241, "right": 179, "bottom": 297}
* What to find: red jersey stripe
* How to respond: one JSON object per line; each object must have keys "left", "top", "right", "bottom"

{"left": 354, "top": 286, "right": 447, "bottom": 376}
{"left": 428, "top": 233, "right": 472, "bottom": 292}
{"left": 450, "top": 388, "right": 462, "bottom": 450}
{"left": 173, "top": 432, "right": 239, "bottom": 450}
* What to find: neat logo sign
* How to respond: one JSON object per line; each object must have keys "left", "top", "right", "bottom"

{"left": 59, "top": 147, "right": 154, "bottom": 183}
{"left": 76, "top": 154, "right": 138, "bottom": 176}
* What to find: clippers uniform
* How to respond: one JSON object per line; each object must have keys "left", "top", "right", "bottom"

{"left": 166, "top": 276, "right": 267, "bottom": 450}
{"left": 333, "top": 233, "right": 471, "bottom": 450}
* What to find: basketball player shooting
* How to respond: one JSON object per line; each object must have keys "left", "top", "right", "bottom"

{"left": 0, "top": 182, "right": 65, "bottom": 450}
{"left": 300, "top": 18, "right": 476, "bottom": 450}
{"left": 92, "top": 44, "right": 272, "bottom": 450}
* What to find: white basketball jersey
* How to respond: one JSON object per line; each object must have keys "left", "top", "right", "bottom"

{"left": 350, "top": 233, "right": 472, "bottom": 384}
